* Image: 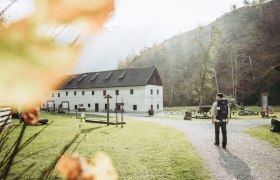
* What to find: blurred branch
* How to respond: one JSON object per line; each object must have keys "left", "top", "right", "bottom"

{"left": 40, "top": 134, "right": 80, "bottom": 179}
{"left": 52, "top": 25, "right": 69, "bottom": 40}
{"left": 0, "top": 0, "right": 18, "bottom": 17}
{"left": 1, "top": 124, "right": 27, "bottom": 179}
{"left": 12, "top": 145, "right": 55, "bottom": 166}
{"left": 71, "top": 134, "right": 86, "bottom": 154}
{"left": 17, "top": 121, "right": 53, "bottom": 152}
{"left": 0, "top": 125, "right": 20, "bottom": 151}
{"left": 70, "top": 30, "right": 83, "bottom": 46}
{"left": 15, "top": 162, "right": 36, "bottom": 179}
{"left": 0, "top": 122, "right": 53, "bottom": 175}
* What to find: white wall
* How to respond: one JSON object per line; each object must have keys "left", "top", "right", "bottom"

{"left": 41, "top": 85, "right": 163, "bottom": 113}
{"left": 144, "top": 85, "right": 163, "bottom": 112}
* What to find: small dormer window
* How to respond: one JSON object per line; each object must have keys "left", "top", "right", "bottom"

{"left": 67, "top": 76, "right": 76, "bottom": 83}
{"left": 78, "top": 74, "right": 87, "bottom": 82}
{"left": 118, "top": 70, "right": 127, "bottom": 79}
{"left": 90, "top": 73, "right": 99, "bottom": 81}
{"left": 104, "top": 72, "right": 113, "bottom": 80}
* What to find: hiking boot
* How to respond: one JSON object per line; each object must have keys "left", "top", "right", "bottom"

{"left": 222, "top": 146, "right": 226, "bottom": 149}
{"left": 214, "top": 142, "right": 219, "bottom": 146}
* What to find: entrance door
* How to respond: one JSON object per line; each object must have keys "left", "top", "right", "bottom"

{"left": 95, "top": 103, "right": 99, "bottom": 112}
{"left": 105, "top": 104, "right": 108, "bottom": 110}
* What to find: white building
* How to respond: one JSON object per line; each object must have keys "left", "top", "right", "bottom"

{"left": 42, "top": 66, "right": 163, "bottom": 113}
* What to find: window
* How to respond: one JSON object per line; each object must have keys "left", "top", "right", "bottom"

{"left": 150, "top": 89, "right": 153, "bottom": 95}
{"left": 130, "top": 89, "right": 134, "bottom": 94}
{"left": 151, "top": 105, "right": 153, "bottom": 110}
{"left": 58, "top": 93, "right": 60, "bottom": 97}
{"left": 74, "top": 91, "right": 77, "bottom": 96}
{"left": 103, "top": 90, "right": 106, "bottom": 96}
{"left": 75, "top": 105, "right": 77, "bottom": 110}
{"left": 52, "top": 93, "right": 54, "bottom": 97}
{"left": 78, "top": 74, "right": 87, "bottom": 82}
{"left": 118, "top": 70, "right": 127, "bottom": 79}
{"left": 82, "top": 91, "right": 85, "bottom": 96}
{"left": 116, "top": 90, "right": 119, "bottom": 95}
{"left": 67, "top": 76, "right": 75, "bottom": 83}
{"left": 133, "top": 105, "right": 137, "bottom": 111}
{"left": 104, "top": 72, "right": 113, "bottom": 80}
{"left": 88, "top": 104, "right": 91, "bottom": 108}
{"left": 66, "top": 91, "right": 68, "bottom": 96}
{"left": 105, "top": 104, "right": 108, "bottom": 110}
{"left": 157, "top": 89, "right": 159, "bottom": 95}
{"left": 92, "top": 91, "right": 94, "bottom": 95}
{"left": 157, "top": 104, "right": 159, "bottom": 109}
{"left": 90, "top": 73, "right": 99, "bottom": 81}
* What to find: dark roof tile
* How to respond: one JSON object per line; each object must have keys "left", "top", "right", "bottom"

{"left": 59, "top": 66, "right": 160, "bottom": 89}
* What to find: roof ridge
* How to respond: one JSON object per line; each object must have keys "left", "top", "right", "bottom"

{"left": 145, "top": 66, "right": 156, "bottom": 84}
{"left": 60, "top": 66, "right": 161, "bottom": 89}
{"left": 69, "top": 66, "right": 155, "bottom": 76}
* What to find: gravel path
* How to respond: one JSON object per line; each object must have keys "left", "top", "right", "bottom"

{"left": 127, "top": 116, "right": 280, "bottom": 180}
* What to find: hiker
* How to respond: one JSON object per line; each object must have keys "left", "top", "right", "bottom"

{"left": 211, "top": 93, "right": 230, "bottom": 149}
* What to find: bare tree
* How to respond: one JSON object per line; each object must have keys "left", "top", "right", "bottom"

{"left": 193, "top": 26, "right": 219, "bottom": 106}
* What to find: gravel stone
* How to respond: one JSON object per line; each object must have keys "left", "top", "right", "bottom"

{"left": 129, "top": 116, "right": 280, "bottom": 180}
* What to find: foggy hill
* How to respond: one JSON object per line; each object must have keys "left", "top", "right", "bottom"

{"left": 118, "top": 0, "right": 280, "bottom": 106}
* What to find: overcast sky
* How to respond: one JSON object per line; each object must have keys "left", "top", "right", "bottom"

{"left": 1, "top": 0, "right": 244, "bottom": 73}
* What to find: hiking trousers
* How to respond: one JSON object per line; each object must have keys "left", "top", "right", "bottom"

{"left": 214, "top": 121, "right": 227, "bottom": 147}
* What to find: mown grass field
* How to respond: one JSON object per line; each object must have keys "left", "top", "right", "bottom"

{"left": 2, "top": 112, "right": 210, "bottom": 179}
{"left": 162, "top": 106, "right": 280, "bottom": 120}
{"left": 245, "top": 125, "right": 280, "bottom": 147}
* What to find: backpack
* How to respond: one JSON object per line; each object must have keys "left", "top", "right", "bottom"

{"left": 216, "top": 99, "right": 229, "bottom": 120}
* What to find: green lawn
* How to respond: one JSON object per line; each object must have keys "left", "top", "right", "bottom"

{"left": 245, "top": 125, "right": 280, "bottom": 148}
{"left": 2, "top": 112, "right": 210, "bottom": 179}
{"left": 163, "top": 106, "right": 280, "bottom": 120}
{"left": 164, "top": 106, "right": 198, "bottom": 113}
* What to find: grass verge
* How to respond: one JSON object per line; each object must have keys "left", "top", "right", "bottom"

{"left": 3, "top": 112, "right": 210, "bottom": 179}
{"left": 245, "top": 125, "right": 280, "bottom": 147}
{"left": 163, "top": 106, "right": 280, "bottom": 120}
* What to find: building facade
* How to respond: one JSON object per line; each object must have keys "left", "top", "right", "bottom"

{"left": 41, "top": 66, "right": 163, "bottom": 113}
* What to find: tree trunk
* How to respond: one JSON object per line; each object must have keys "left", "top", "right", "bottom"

{"left": 230, "top": 56, "right": 235, "bottom": 97}
{"left": 214, "top": 68, "right": 219, "bottom": 93}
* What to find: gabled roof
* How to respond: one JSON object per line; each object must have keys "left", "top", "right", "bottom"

{"left": 59, "top": 66, "right": 162, "bottom": 89}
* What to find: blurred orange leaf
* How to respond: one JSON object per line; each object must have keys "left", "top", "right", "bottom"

{"left": 58, "top": 153, "right": 118, "bottom": 180}
{"left": 0, "top": 0, "right": 114, "bottom": 109}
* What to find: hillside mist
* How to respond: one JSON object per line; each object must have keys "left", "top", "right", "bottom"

{"left": 118, "top": 0, "right": 280, "bottom": 106}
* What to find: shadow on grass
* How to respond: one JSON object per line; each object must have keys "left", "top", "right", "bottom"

{"left": 81, "top": 127, "right": 102, "bottom": 134}
{"left": 218, "top": 148, "right": 253, "bottom": 180}
{"left": 99, "top": 126, "right": 122, "bottom": 135}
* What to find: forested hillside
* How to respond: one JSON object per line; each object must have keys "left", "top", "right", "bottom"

{"left": 118, "top": 0, "right": 280, "bottom": 106}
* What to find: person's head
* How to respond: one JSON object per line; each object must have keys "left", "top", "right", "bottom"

{"left": 216, "top": 93, "right": 224, "bottom": 100}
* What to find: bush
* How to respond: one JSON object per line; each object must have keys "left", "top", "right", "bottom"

{"left": 227, "top": 96, "right": 238, "bottom": 110}
{"left": 148, "top": 109, "right": 154, "bottom": 116}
